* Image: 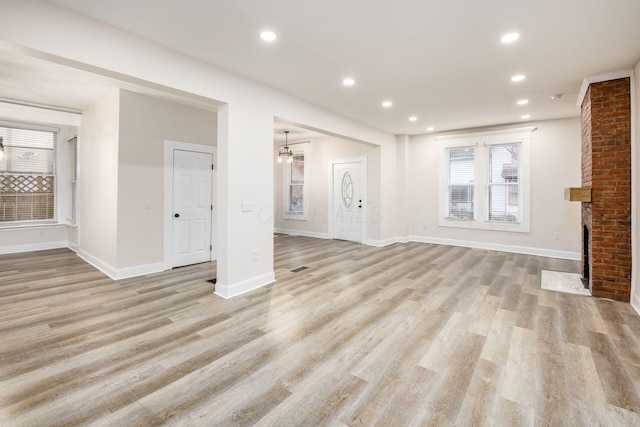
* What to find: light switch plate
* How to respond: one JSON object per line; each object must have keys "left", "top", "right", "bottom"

{"left": 241, "top": 201, "right": 253, "bottom": 212}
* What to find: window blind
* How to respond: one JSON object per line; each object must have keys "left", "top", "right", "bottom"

{"left": 67, "top": 137, "right": 78, "bottom": 225}
{"left": 0, "top": 126, "right": 56, "bottom": 223}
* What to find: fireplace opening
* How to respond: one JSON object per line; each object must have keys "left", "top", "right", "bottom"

{"left": 582, "top": 225, "right": 589, "bottom": 289}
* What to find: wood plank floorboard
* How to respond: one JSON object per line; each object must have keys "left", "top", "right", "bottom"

{"left": 1, "top": 235, "right": 640, "bottom": 426}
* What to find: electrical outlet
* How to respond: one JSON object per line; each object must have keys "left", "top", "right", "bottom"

{"left": 422, "top": 223, "right": 428, "bottom": 230}
{"left": 554, "top": 232, "right": 560, "bottom": 240}
{"left": 251, "top": 250, "right": 259, "bottom": 261}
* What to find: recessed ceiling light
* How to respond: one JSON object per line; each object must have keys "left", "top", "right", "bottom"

{"left": 342, "top": 77, "right": 355, "bottom": 86}
{"left": 501, "top": 32, "right": 520, "bottom": 43}
{"left": 511, "top": 74, "right": 526, "bottom": 82}
{"left": 260, "top": 31, "right": 277, "bottom": 42}
{"left": 550, "top": 94, "right": 563, "bottom": 101}
{"left": 517, "top": 99, "right": 529, "bottom": 105}
{"left": 427, "top": 127, "right": 435, "bottom": 131}
{"left": 409, "top": 116, "right": 418, "bottom": 122}
{"left": 382, "top": 101, "right": 393, "bottom": 108}
{"left": 521, "top": 114, "right": 531, "bottom": 120}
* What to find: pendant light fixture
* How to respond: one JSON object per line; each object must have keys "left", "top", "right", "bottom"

{"left": 277, "top": 130, "right": 293, "bottom": 163}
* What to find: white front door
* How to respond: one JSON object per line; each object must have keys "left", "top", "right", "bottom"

{"left": 172, "top": 150, "right": 212, "bottom": 267}
{"left": 333, "top": 162, "right": 363, "bottom": 243}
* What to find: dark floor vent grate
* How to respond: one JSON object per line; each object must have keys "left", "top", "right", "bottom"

{"left": 207, "top": 278, "right": 217, "bottom": 284}
{"left": 291, "top": 266, "right": 308, "bottom": 273}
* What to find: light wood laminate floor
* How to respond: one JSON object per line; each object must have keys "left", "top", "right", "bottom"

{"left": 1, "top": 236, "right": 640, "bottom": 426}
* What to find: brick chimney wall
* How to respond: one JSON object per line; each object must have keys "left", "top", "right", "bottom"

{"left": 581, "top": 77, "right": 632, "bottom": 301}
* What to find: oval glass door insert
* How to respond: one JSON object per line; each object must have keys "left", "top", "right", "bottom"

{"left": 342, "top": 172, "right": 353, "bottom": 209}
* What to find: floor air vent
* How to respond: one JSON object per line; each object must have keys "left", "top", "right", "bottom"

{"left": 207, "top": 278, "right": 217, "bottom": 284}
{"left": 291, "top": 266, "right": 308, "bottom": 273}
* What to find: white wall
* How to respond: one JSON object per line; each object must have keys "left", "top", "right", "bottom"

{"left": 408, "top": 117, "right": 582, "bottom": 258}
{"left": 396, "top": 135, "right": 411, "bottom": 240}
{"left": 633, "top": 61, "right": 640, "bottom": 311}
{"left": 0, "top": 226, "right": 68, "bottom": 254}
{"left": 274, "top": 135, "right": 376, "bottom": 238}
{"left": 117, "top": 90, "right": 216, "bottom": 269}
{"left": 78, "top": 89, "right": 120, "bottom": 268}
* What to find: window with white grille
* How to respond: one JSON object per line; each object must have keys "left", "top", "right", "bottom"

{"left": 0, "top": 126, "right": 56, "bottom": 224}
{"left": 438, "top": 127, "right": 534, "bottom": 233}
{"left": 447, "top": 147, "right": 475, "bottom": 220}
{"left": 283, "top": 142, "right": 309, "bottom": 220}
{"left": 488, "top": 144, "right": 520, "bottom": 222}
{"left": 67, "top": 137, "right": 78, "bottom": 225}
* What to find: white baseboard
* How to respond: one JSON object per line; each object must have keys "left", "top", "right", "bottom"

{"left": 409, "top": 235, "right": 581, "bottom": 260}
{"left": 67, "top": 241, "right": 79, "bottom": 253}
{"left": 114, "top": 262, "right": 165, "bottom": 280}
{"left": 274, "top": 228, "right": 330, "bottom": 239}
{"left": 631, "top": 293, "right": 640, "bottom": 316}
{"left": 275, "top": 231, "right": 580, "bottom": 261}
{"left": 0, "top": 240, "right": 68, "bottom": 255}
{"left": 215, "top": 271, "right": 276, "bottom": 299}
{"left": 77, "top": 249, "right": 117, "bottom": 279}
{"left": 77, "top": 248, "right": 164, "bottom": 280}
{"left": 365, "top": 237, "right": 401, "bottom": 247}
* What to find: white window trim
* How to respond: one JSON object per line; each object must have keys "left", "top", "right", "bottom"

{"left": 65, "top": 136, "right": 78, "bottom": 226}
{"left": 0, "top": 124, "right": 59, "bottom": 227}
{"left": 282, "top": 142, "right": 309, "bottom": 221}
{"left": 437, "top": 127, "right": 535, "bottom": 233}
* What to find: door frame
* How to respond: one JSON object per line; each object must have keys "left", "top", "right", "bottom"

{"left": 163, "top": 140, "right": 216, "bottom": 270}
{"left": 327, "top": 156, "right": 367, "bottom": 243}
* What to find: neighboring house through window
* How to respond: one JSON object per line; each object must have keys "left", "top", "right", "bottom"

{"left": 437, "top": 127, "right": 535, "bottom": 233}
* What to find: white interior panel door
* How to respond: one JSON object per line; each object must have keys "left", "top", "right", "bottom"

{"left": 172, "top": 150, "right": 212, "bottom": 267}
{"left": 333, "top": 162, "right": 363, "bottom": 243}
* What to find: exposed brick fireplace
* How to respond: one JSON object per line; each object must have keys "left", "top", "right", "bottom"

{"left": 580, "top": 77, "right": 632, "bottom": 301}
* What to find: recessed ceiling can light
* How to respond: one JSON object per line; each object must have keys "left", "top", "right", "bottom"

{"left": 382, "top": 101, "right": 393, "bottom": 108}
{"left": 517, "top": 99, "right": 529, "bottom": 105}
{"left": 511, "top": 74, "right": 526, "bottom": 82}
{"left": 342, "top": 77, "right": 355, "bottom": 86}
{"left": 260, "top": 31, "right": 277, "bottom": 42}
{"left": 409, "top": 116, "right": 418, "bottom": 122}
{"left": 521, "top": 114, "right": 531, "bottom": 120}
{"left": 501, "top": 32, "right": 520, "bottom": 43}
{"left": 427, "top": 127, "right": 435, "bottom": 131}
{"left": 550, "top": 94, "right": 563, "bottom": 101}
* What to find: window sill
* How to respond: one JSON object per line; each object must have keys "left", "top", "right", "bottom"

{"left": 283, "top": 212, "right": 308, "bottom": 221}
{"left": 439, "top": 218, "right": 530, "bottom": 233}
{"left": 0, "top": 222, "right": 69, "bottom": 231}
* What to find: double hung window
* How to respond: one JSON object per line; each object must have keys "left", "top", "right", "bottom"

{"left": 438, "top": 127, "right": 534, "bottom": 233}
{"left": 0, "top": 126, "right": 56, "bottom": 224}
{"left": 283, "top": 142, "right": 309, "bottom": 220}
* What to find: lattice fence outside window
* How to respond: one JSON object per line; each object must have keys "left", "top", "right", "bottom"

{"left": 0, "top": 175, "right": 55, "bottom": 222}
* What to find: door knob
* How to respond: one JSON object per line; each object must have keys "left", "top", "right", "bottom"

{"left": 174, "top": 213, "right": 180, "bottom": 218}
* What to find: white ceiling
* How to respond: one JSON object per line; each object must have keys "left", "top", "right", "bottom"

{"left": 0, "top": 43, "right": 219, "bottom": 115}
{"left": 273, "top": 121, "right": 334, "bottom": 144}
{"left": 6, "top": 1, "right": 640, "bottom": 135}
